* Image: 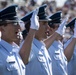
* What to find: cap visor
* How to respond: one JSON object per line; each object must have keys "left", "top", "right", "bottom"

{"left": 39, "top": 18, "right": 51, "bottom": 21}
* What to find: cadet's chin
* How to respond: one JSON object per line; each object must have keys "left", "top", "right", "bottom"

{"left": 43, "top": 35, "right": 47, "bottom": 39}
{"left": 12, "top": 37, "right": 20, "bottom": 42}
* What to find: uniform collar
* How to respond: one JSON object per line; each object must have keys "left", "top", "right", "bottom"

{"left": 0, "top": 39, "right": 13, "bottom": 53}
{"left": 52, "top": 40, "right": 63, "bottom": 50}
{"left": 12, "top": 42, "right": 20, "bottom": 53}
{"left": 33, "top": 38, "right": 46, "bottom": 49}
{"left": 12, "top": 42, "right": 19, "bottom": 49}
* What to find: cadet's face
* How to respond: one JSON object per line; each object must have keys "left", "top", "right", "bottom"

{"left": 49, "top": 24, "right": 59, "bottom": 35}
{"left": 36, "top": 21, "right": 49, "bottom": 40}
{"left": 1, "top": 22, "right": 21, "bottom": 43}
{"left": 48, "top": 23, "right": 63, "bottom": 41}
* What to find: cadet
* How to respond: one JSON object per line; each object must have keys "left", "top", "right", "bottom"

{"left": 0, "top": 5, "right": 25, "bottom": 75}
{"left": 20, "top": 4, "right": 53, "bottom": 75}
{"left": 45, "top": 11, "right": 76, "bottom": 75}
{"left": 64, "top": 18, "right": 76, "bottom": 75}
{"left": 47, "top": 11, "right": 68, "bottom": 75}
{"left": 20, "top": 4, "right": 68, "bottom": 75}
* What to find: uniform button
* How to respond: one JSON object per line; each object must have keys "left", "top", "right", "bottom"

{"left": 10, "top": 52, "right": 13, "bottom": 55}
{"left": 7, "top": 67, "right": 11, "bottom": 71}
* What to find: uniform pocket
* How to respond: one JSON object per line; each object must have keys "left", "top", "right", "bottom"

{"left": 54, "top": 50, "right": 61, "bottom": 60}
{"left": 38, "top": 56, "right": 46, "bottom": 63}
{"left": 38, "top": 51, "right": 46, "bottom": 63}
{"left": 6, "top": 61, "right": 19, "bottom": 75}
{"left": 37, "top": 51, "right": 48, "bottom": 71}
{"left": 6, "top": 56, "right": 19, "bottom": 75}
{"left": 54, "top": 50, "right": 68, "bottom": 68}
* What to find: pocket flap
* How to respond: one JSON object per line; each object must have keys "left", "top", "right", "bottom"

{"left": 54, "top": 50, "right": 60, "bottom": 54}
{"left": 6, "top": 56, "right": 15, "bottom": 63}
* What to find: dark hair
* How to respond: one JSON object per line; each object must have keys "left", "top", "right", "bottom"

{"left": 22, "top": 29, "right": 28, "bottom": 39}
{"left": 70, "top": 25, "right": 74, "bottom": 29}
{"left": 48, "top": 20, "right": 60, "bottom": 29}
{"left": 49, "top": 24, "right": 56, "bottom": 28}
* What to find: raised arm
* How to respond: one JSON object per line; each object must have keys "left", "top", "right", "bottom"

{"left": 19, "top": 8, "right": 39, "bottom": 64}
{"left": 44, "top": 15, "right": 68, "bottom": 49}
{"left": 64, "top": 20, "right": 76, "bottom": 62}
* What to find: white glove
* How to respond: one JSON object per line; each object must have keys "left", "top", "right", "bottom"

{"left": 30, "top": 8, "right": 39, "bottom": 30}
{"left": 55, "top": 15, "right": 69, "bottom": 36}
{"left": 73, "top": 20, "right": 76, "bottom": 38}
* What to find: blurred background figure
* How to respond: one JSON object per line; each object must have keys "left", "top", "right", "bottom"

{"left": 0, "top": 0, "right": 8, "bottom": 9}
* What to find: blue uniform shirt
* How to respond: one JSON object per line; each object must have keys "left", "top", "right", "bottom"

{"left": 48, "top": 41, "right": 68, "bottom": 75}
{"left": 26, "top": 38, "right": 52, "bottom": 75}
{"left": 64, "top": 37, "right": 76, "bottom": 75}
{"left": 0, "top": 39, "right": 25, "bottom": 75}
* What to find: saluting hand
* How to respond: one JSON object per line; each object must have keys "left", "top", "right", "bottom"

{"left": 55, "top": 14, "right": 69, "bottom": 36}
{"left": 30, "top": 8, "right": 39, "bottom": 30}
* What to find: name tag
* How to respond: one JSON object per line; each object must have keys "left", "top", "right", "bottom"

{"left": 6, "top": 55, "right": 15, "bottom": 63}
{"left": 55, "top": 50, "right": 60, "bottom": 54}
